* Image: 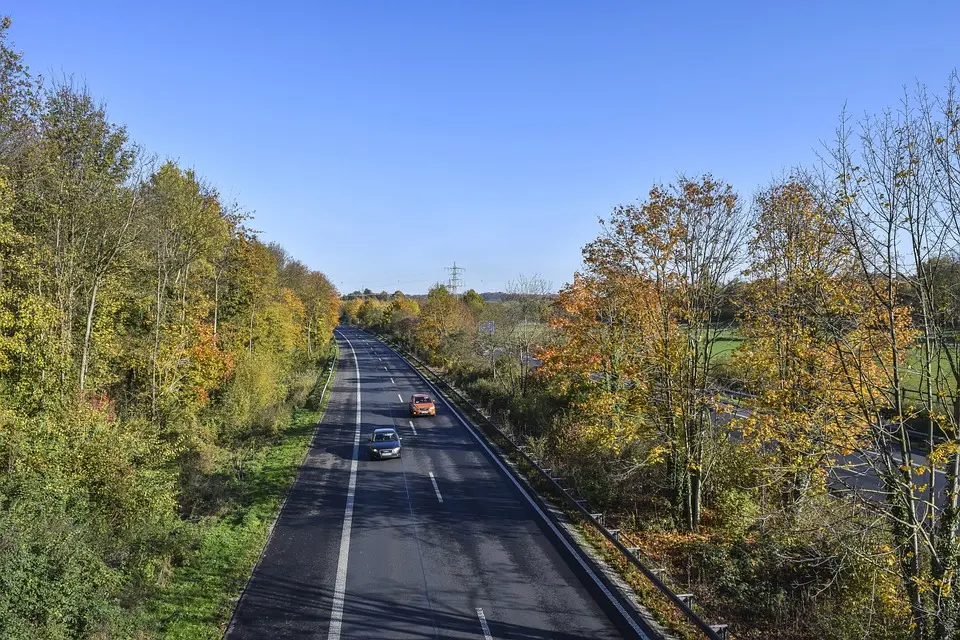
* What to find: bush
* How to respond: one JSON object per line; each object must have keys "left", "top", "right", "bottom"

{"left": 0, "top": 485, "right": 125, "bottom": 639}
{"left": 219, "top": 352, "right": 286, "bottom": 440}
{"left": 285, "top": 369, "right": 317, "bottom": 409}
{"left": 710, "top": 487, "right": 760, "bottom": 538}
{"left": 0, "top": 404, "right": 183, "bottom": 639}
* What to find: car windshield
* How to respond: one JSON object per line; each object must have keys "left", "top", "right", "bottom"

{"left": 415, "top": 396, "right": 432, "bottom": 404}
{"left": 374, "top": 432, "right": 398, "bottom": 443}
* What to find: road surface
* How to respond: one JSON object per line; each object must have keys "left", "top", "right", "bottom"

{"left": 719, "top": 405, "right": 948, "bottom": 509}
{"left": 226, "top": 327, "right": 649, "bottom": 639}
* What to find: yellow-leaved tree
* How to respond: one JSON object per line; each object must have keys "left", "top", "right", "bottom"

{"left": 547, "top": 175, "right": 748, "bottom": 530}
{"left": 416, "top": 284, "right": 471, "bottom": 363}
{"left": 737, "top": 177, "right": 868, "bottom": 517}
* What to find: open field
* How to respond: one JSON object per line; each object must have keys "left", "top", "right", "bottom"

{"left": 709, "top": 328, "right": 959, "bottom": 402}
{"left": 709, "top": 328, "right": 745, "bottom": 363}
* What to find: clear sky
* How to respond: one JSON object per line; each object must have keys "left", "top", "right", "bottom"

{"left": 7, "top": 1, "right": 960, "bottom": 294}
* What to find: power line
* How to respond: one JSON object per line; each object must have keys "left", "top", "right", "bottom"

{"left": 445, "top": 262, "right": 464, "bottom": 296}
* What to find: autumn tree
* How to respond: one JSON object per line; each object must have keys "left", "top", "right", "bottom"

{"left": 576, "top": 176, "right": 748, "bottom": 530}
{"left": 357, "top": 296, "right": 387, "bottom": 328}
{"left": 824, "top": 80, "right": 960, "bottom": 639}
{"left": 384, "top": 292, "right": 420, "bottom": 344}
{"left": 18, "top": 83, "right": 142, "bottom": 395}
{"left": 138, "top": 162, "right": 231, "bottom": 418}
{"left": 416, "top": 284, "right": 471, "bottom": 363}
{"left": 540, "top": 271, "right": 665, "bottom": 492}
{"left": 737, "top": 176, "right": 865, "bottom": 517}
{"left": 340, "top": 296, "right": 362, "bottom": 324}
{"left": 461, "top": 288, "right": 486, "bottom": 319}
{"left": 0, "top": 17, "right": 35, "bottom": 163}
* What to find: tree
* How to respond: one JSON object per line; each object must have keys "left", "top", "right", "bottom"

{"left": 0, "top": 17, "right": 37, "bottom": 163}
{"left": 461, "top": 288, "right": 485, "bottom": 319}
{"left": 541, "top": 272, "right": 663, "bottom": 487}
{"left": 0, "top": 174, "right": 58, "bottom": 408}
{"left": 141, "top": 161, "right": 230, "bottom": 416}
{"left": 357, "top": 297, "right": 386, "bottom": 328}
{"left": 416, "top": 284, "right": 471, "bottom": 362}
{"left": 579, "top": 175, "right": 748, "bottom": 530}
{"left": 17, "top": 83, "right": 143, "bottom": 394}
{"left": 340, "top": 296, "right": 362, "bottom": 324}
{"left": 824, "top": 81, "right": 960, "bottom": 639}
{"left": 266, "top": 244, "right": 339, "bottom": 359}
{"left": 737, "top": 176, "right": 864, "bottom": 517}
{"left": 384, "top": 292, "right": 420, "bottom": 345}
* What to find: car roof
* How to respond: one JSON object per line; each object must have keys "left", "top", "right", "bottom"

{"left": 373, "top": 427, "right": 397, "bottom": 433}
{"left": 413, "top": 394, "right": 431, "bottom": 399}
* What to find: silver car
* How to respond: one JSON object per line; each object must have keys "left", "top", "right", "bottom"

{"left": 367, "top": 428, "right": 402, "bottom": 460}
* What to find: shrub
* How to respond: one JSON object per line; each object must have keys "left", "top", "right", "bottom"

{"left": 219, "top": 352, "right": 286, "bottom": 440}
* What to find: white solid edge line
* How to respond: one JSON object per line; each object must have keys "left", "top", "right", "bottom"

{"left": 375, "top": 334, "right": 651, "bottom": 640}
{"left": 224, "top": 337, "right": 341, "bottom": 638}
{"left": 476, "top": 607, "right": 493, "bottom": 640}
{"left": 429, "top": 472, "right": 444, "bottom": 503}
{"left": 326, "top": 332, "right": 362, "bottom": 640}
{"left": 409, "top": 420, "right": 417, "bottom": 436}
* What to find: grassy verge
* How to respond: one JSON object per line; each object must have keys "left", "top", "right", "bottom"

{"left": 147, "top": 354, "right": 338, "bottom": 639}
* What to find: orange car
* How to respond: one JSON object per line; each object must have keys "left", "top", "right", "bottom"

{"left": 409, "top": 393, "right": 436, "bottom": 417}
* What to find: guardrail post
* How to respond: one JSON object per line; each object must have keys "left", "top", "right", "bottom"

{"left": 710, "top": 624, "right": 729, "bottom": 639}
{"left": 607, "top": 528, "right": 621, "bottom": 541}
{"left": 590, "top": 513, "right": 604, "bottom": 525}
{"left": 677, "top": 593, "right": 694, "bottom": 608}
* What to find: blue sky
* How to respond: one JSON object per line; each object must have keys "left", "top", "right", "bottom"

{"left": 7, "top": 1, "right": 960, "bottom": 293}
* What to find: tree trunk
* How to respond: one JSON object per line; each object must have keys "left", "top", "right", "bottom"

{"left": 213, "top": 271, "right": 220, "bottom": 336}
{"left": 152, "top": 246, "right": 165, "bottom": 418}
{"left": 78, "top": 277, "right": 99, "bottom": 391}
{"left": 248, "top": 305, "right": 255, "bottom": 354}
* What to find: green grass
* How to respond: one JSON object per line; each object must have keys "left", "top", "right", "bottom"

{"left": 900, "top": 347, "right": 959, "bottom": 409}
{"left": 710, "top": 328, "right": 959, "bottom": 395}
{"left": 146, "top": 361, "right": 337, "bottom": 639}
{"left": 709, "top": 328, "right": 746, "bottom": 363}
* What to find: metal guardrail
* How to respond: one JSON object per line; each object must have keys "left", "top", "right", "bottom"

{"left": 374, "top": 332, "right": 730, "bottom": 640}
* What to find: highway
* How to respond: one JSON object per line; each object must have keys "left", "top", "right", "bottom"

{"left": 226, "top": 327, "right": 650, "bottom": 639}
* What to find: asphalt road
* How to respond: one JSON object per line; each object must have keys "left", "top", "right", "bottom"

{"left": 719, "top": 405, "right": 949, "bottom": 509}
{"left": 226, "top": 327, "right": 646, "bottom": 639}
